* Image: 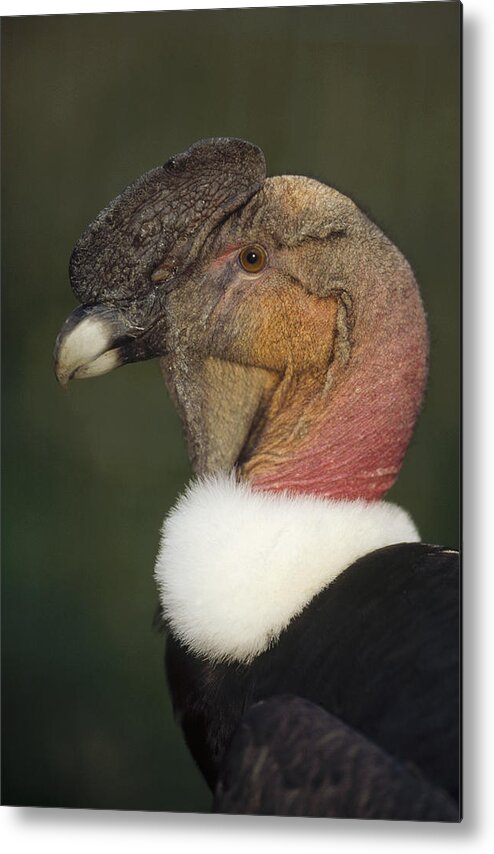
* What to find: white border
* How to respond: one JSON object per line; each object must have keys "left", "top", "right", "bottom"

{"left": 0, "top": 0, "right": 444, "bottom": 16}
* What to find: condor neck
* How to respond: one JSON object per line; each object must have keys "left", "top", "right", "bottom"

{"left": 240, "top": 291, "right": 428, "bottom": 502}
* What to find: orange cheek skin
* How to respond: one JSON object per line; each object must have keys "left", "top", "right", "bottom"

{"left": 208, "top": 277, "right": 338, "bottom": 374}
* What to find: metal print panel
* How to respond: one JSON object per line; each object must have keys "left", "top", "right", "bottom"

{"left": 1, "top": 1, "right": 461, "bottom": 820}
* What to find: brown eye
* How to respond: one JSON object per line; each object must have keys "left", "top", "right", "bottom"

{"left": 238, "top": 245, "right": 267, "bottom": 274}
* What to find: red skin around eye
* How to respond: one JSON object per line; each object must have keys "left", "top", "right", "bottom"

{"left": 210, "top": 245, "right": 246, "bottom": 268}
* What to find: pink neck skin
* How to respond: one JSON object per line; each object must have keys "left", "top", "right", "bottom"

{"left": 245, "top": 283, "right": 428, "bottom": 503}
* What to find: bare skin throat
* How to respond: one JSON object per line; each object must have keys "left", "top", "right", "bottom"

{"left": 239, "top": 354, "right": 425, "bottom": 503}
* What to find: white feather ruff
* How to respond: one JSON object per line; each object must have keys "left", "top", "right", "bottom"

{"left": 154, "top": 473, "right": 420, "bottom": 664}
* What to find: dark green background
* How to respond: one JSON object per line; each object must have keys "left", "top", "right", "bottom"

{"left": 1, "top": 2, "right": 460, "bottom": 813}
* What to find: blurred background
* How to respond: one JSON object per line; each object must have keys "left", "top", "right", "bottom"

{"left": 1, "top": 2, "right": 460, "bottom": 813}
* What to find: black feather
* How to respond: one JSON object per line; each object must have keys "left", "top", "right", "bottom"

{"left": 213, "top": 695, "right": 459, "bottom": 821}
{"left": 165, "top": 543, "right": 459, "bottom": 808}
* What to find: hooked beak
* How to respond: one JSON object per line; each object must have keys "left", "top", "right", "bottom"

{"left": 53, "top": 304, "right": 138, "bottom": 387}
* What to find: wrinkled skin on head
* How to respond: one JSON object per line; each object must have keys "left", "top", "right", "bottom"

{"left": 58, "top": 138, "right": 266, "bottom": 373}
{"left": 54, "top": 138, "right": 428, "bottom": 499}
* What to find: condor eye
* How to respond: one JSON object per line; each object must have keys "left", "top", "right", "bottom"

{"left": 238, "top": 245, "right": 268, "bottom": 274}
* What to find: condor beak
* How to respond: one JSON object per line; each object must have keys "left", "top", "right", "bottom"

{"left": 53, "top": 304, "right": 137, "bottom": 387}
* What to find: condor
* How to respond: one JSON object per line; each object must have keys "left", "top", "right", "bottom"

{"left": 54, "top": 138, "right": 459, "bottom": 821}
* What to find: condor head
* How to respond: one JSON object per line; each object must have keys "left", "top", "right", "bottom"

{"left": 54, "top": 138, "right": 427, "bottom": 501}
